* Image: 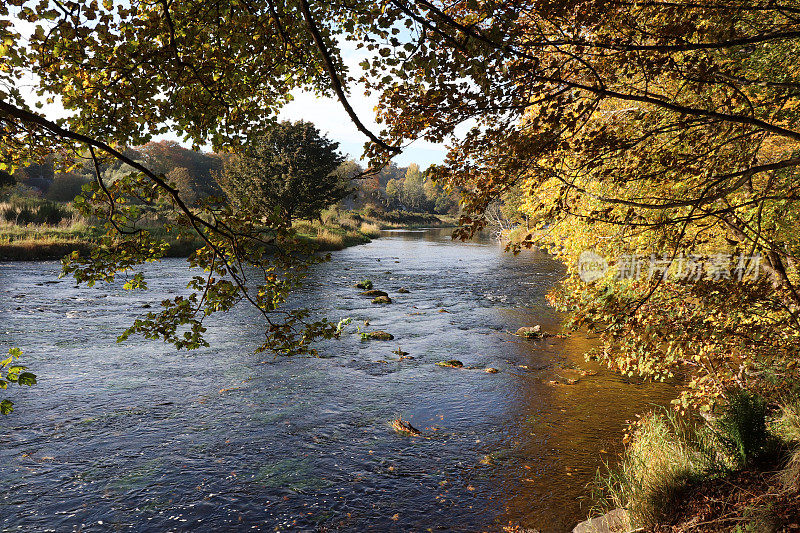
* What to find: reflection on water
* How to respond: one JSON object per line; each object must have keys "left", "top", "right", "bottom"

{"left": 0, "top": 228, "right": 674, "bottom": 532}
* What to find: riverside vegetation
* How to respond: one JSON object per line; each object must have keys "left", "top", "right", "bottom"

{"left": 0, "top": 195, "right": 451, "bottom": 260}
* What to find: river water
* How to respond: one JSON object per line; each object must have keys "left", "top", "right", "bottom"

{"left": 0, "top": 228, "right": 674, "bottom": 532}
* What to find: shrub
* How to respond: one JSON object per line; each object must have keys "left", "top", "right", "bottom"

{"left": 16, "top": 206, "right": 34, "bottom": 225}
{"left": 37, "top": 202, "right": 67, "bottom": 226}
{"left": 1, "top": 205, "right": 16, "bottom": 223}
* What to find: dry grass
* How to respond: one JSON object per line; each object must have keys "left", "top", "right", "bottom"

{"left": 593, "top": 395, "right": 800, "bottom": 531}
{"left": 315, "top": 229, "right": 345, "bottom": 249}
{"left": 358, "top": 221, "right": 381, "bottom": 237}
{"left": 781, "top": 448, "right": 800, "bottom": 493}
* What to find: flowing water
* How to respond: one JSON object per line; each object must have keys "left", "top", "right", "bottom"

{"left": 0, "top": 228, "right": 675, "bottom": 532}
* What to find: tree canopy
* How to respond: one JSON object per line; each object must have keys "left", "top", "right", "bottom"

{"left": 217, "top": 120, "right": 348, "bottom": 221}
{"left": 1, "top": 0, "right": 799, "bottom": 406}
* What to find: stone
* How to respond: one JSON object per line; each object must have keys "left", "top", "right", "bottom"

{"left": 572, "top": 508, "right": 630, "bottom": 533}
{"left": 390, "top": 418, "right": 421, "bottom": 436}
{"left": 364, "top": 330, "right": 394, "bottom": 341}
{"left": 361, "top": 289, "right": 388, "bottom": 297}
{"left": 516, "top": 325, "right": 546, "bottom": 338}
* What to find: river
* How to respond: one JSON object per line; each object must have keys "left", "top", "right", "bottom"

{"left": 0, "top": 228, "right": 675, "bottom": 532}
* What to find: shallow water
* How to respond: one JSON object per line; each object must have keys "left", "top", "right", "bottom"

{"left": 0, "top": 228, "right": 675, "bottom": 532}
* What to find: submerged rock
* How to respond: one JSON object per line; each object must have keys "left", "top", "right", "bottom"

{"left": 484, "top": 367, "right": 499, "bottom": 374}
{"left": 372, "top": 295, "right": 392, "bottom": 304}
{"left": 390, "top": 418, "right": 421, "bottom": 436}
{"left": 364, "top": 330, "right": 394, "bottom": 341}
{"left": 436, "top": 360, "right": 464, "bottom": 368}
{"left": 516, "top": 325, "right": 549, "bottom": 339}
{"left": 361, "top": 289, "right": 388, "bottom": 297}
{"left": 397, "top": 287, "right": 410, "bottom": 294}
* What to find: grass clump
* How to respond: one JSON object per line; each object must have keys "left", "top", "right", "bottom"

{"left": 0, "top": 200, "right": 75, "bottom": 226}
{"left": 774, "top": 394, "right": 800, "bottom": 493}
{"left": 594, "top": 390, "right": 796, "bottom": 529}
{"left": 595, "top": 411, "right": 714, "bottom": 528}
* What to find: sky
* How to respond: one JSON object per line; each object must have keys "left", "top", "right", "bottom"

{"left": 275, "top": 38, "right": 448, "bottom": 169}
{"left": 276, "top": 88, "right": 447, "bottom": 170}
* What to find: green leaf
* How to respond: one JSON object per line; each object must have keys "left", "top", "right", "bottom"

{"left": 17, "top": 373, "right": 36, "bottom": 386}
{"left": 0, "top": 399, "right": 13, "bottom": 415}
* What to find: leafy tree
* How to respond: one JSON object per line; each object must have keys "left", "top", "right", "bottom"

{"left": 165, "top": 167, "right": 198, "bottom": 206}
{"left": 365, "top": 1, "right": 800, "bottom": 408}
{"left": 137, "top": 141, "right": 222, "bottom": 198}
{"left": 217, "top": 121, "right": 348, "bottom": 221}
{"left": 400, "top": 163, "right": 425, "bottom": 210}
{"left": 385, "top": 178, "right": 400, "bottom": 203}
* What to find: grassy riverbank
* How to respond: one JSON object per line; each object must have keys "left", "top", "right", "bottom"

{"left": 586, "top": 392, "right": 800, "bottom": 531}
{"left": 0, "top": 202, "right": 456, "bottom": 260}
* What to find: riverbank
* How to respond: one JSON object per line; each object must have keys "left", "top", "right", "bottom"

{"left": 581, "top": 395, "right": 800, "bottom": 532}
{"left": 0, "top": 208, "right": 457, "bottom": 260}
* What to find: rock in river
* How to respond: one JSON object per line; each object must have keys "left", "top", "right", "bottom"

{"left": 361, "top": 289, "right": 388, "bottom": 297}
{"left": 516, "top": 325, "right": 546, "bottom": 339}
{"left": 436, "top": 360, "right": 464, "bottom": 368}
{"left": 372, "top": 295, "right": 392, "bottom": 304}
{"left": 364, "top": 330, "right": 394, "bottom": 340}
{"left": 390, "top": 418, "right": 421, "bottom": 436}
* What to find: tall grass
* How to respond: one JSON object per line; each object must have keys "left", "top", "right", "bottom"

{"left": 774, "top": 395, "right": 800, "bottom": 493}
{"left": 594, "top": 411, "right": 715, "bottom": 527}
{"left": 0, "top": 199, "right": 88, "bottom": 230}
{"left": 594, "top": 391, "right": 779, "bottom": 528}
{"left": 358, "top": 221, "right": 381, "bottom": 238}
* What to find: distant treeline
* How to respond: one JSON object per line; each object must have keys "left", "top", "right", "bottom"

{"left": 3, "top": 141, "right": 458, "bottom": 216}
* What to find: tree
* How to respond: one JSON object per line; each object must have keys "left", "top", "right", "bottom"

{"left": 45, "top": 171, "right": 90, "bottom": 202}
{"left": 385, "top": 178, "right": 400, "bottom": 203}
{"left": 0, "top": 0, "right": 386, "bottom": 356}
{"left": 365, "top": 1, "right": 800, "bottom": 408}
{"left": 401, "top": 163, "right": 425, "bottom": 210}
{"left": 217, "top": 121, "right": 348, "bottom": 221}
{"left": 165, "top": 167, "right": 198, "bottom": 206}
{"left": 137, "top": 141, "right": 222, "bottom": 198}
